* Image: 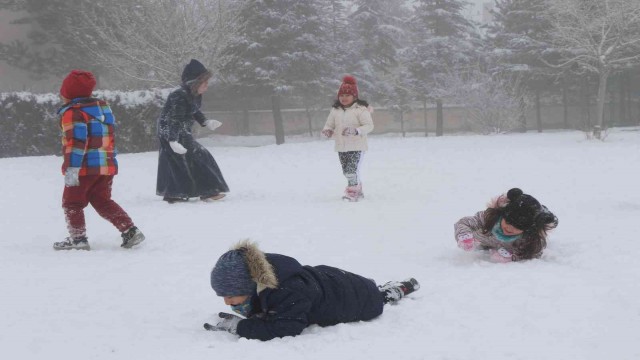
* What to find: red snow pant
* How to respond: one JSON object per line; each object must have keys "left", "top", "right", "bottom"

{"left": 62, "top": 175, "right": 134, "bottom": 238}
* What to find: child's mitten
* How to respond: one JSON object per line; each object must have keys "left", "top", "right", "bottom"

{"left": 204, "top": 119, "right": 222, "bottom": 131}
{"left": 209, "top": 312, "right": 242, "bottom": 335}
{"left": 321, "top": 129, "right": 334, "bottom": 138}
{"left": 489, "top": 247, "right": 513, "bottom": 263}
{"left": 169, "top": 141, "right": 187, "bottom": 155}
{"left": 64, "top": 167, "right": 80, "bottom": 187}
{"left": 342, "top": 127, "right": 358, "bottom": 136}
{"left": 457, "top": 233, "right": 477, "bottom": 251}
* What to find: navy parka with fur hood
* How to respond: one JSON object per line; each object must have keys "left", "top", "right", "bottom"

{"left": 212, "top": 241, "right": 385, "bottom": 341}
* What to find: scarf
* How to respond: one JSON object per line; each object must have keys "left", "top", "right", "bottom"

{"left": 492, "top": 217, "right": 523, "bottom": 243}
{"left": 231, "top": 296, "right": 253, "bottom": 318}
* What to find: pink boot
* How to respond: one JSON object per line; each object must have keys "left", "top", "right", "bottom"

{"left": 355, "top": 183, "right": 364, "bottom": 199}
{"left": 342, "top": 186, "right": 359, "bottom": 202}
{"left": 342, "top": 184, "right": 364, "bottom": 202}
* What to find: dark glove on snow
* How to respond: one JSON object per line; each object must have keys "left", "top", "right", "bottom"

{"left": 210, "top": 312, "right": 242, "bottom": 335}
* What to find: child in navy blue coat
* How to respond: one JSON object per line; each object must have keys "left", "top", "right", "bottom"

{"left": 207, "top": 240, "right": 419, "bottom": 341}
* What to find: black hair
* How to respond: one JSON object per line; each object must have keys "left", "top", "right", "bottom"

{"left": 332, "top": 98, "right": 369, "bottom": 109}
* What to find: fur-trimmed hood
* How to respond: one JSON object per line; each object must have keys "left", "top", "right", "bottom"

{"left": 232, "top": 239, "right": 279, "bottom": 292}
{"left": 210, "top": 239, "right": 277, "bottom": 296}
{"left": 211, "top": 240, "right": 305, "bottom": 296}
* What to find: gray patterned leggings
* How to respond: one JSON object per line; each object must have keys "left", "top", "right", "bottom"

{"left": 338, "top": 151, "right": 363, "bottom": 186}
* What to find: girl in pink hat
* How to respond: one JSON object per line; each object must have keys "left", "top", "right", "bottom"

{"left": 322, "top": 75, "right": 374, "bottom": 202}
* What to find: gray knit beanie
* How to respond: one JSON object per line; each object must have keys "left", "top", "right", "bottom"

{"left": 210, "top": 249, "right": 257, "bottom": 296}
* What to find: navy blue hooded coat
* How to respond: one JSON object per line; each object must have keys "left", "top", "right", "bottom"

{"left": 156, "top": 60, "right": 229, "bottom": 199}
{"left": 211, "top": 241, "right": 385, "bottom": 341}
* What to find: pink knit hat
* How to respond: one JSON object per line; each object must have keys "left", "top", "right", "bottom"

{"left": 337, "top": 75, "right": 358, "bottom": 98}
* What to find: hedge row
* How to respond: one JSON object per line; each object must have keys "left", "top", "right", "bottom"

{"left": 0, "top": 89, "right": 170, "bottom": 158}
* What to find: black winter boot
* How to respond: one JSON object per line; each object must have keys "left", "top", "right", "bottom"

{"left": 379, "top": 278, "right": 420, "bottom": 304}
{"left": 163, "top": 196, "right": 189, "bottom": 204}
{"left": 53, "top": 236, "right": 90, "bottom": 251}
{"left": 121, "top": 226, "right": 145, "bottom": 248}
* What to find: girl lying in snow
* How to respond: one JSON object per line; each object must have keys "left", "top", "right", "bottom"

{"left": 454, "top": 188, "right": 558, "bottom": 262}
{"left": 206, "top": 240, "right": 419, "bottom": 340}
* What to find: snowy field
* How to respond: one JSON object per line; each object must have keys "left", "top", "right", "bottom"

{"left": 1, "top": 128, "right": 639, "bottom": 360}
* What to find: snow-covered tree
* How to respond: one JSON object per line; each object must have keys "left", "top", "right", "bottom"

{"left": 0, "top": 0, "right": 101, "bottom": 77}
{"left": 354, "top": 0, "right": 414, "bottom": 135}
{"left": 442, "top": 68, "right": 531, "bottom": 134}
{"left": 542, "top": 0, "right": 640, "bottom": 139}
{"left": 403, "top": 0, "right": 478, "bottom": 136}
{"left": 486, "top": 0, "right": 557, "bottom": 132}
{"left": 75, "top": 0, "right": 238, "bottom": 87}
{"left": 349, "top": 0, "right": 406, "bottom": 104}
{"left": 218, "top": 0, "right": 334, "bottom": 143}
{"left": 0, "top": 0, "right": 239, "bottom": 87}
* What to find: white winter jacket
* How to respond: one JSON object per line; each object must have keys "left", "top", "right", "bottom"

{"left": 323, "top": 103, "right": 374, "bottom": 152}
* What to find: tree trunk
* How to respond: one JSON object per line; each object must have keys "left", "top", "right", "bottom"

{"left": 423, "top": 99, "right": 428, "bottom": 137}
{"left": 620, "top": 72, "right": 627, "bottom": 125}
{"left": 608, "top": 76, "right": 615, "bottom": 127}
{"left": 305, "top": 106, "right": 313, "bottom": 137}
{"left": 517, "top": 91, "right": 527, "bottom": 133}
{"left": 400, "top": 111, "right": 405, "bottom": 137}
{"left": 536, "top": 89, "right": 542, "bottom": 133}
{"left": 626, "top": 77, "right": 632, "bottom": 125}
{"left": 594, "top": 70, "right": 609, "bottom": 139}
{"left": 242, "top": 100, "right": 250, "bottom": 135}
{"left": 436, "top": 100, "right": 443, "bottom": 137}
{"left": 272, "top": 94, "right": 285, "bottom": 145}
{"left": 562, "top": 79, "right": 569, "bottom": 129}
{"left": 583, "top": 77, "right": 591, "bottom": 130}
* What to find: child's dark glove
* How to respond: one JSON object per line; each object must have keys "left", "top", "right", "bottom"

{"left": 210, "top": 312, "right": 242, "bottom": 335}
{"left": 342, "top": 127, "right": 358, "bottom": 136}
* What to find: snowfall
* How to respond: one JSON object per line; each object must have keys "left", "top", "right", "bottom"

{"left": 1, "top": 128, "right": 639, "bottom": 360}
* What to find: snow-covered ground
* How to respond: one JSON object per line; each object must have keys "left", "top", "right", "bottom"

{"left": 2, "top": 129, "right": 639, "bottom": 360}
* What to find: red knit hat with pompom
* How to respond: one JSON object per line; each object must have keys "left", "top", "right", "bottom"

{"left": 337, "top": 75, "right": 358, "bottom": 98}
{"left": 60, "top": 70, "right": 96, "bottom": 99}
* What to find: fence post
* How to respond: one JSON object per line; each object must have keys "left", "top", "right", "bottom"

{"left": 272, "top": 94, "right": 285, "bottom": 145}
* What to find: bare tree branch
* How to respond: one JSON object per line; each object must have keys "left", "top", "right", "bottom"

{"left": 542, "top": 0, "right": 640, "bottom": 136}
{"left": 67, "top": 0, "right": 239, "bottom": 87}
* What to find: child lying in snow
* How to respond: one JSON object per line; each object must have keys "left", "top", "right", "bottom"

{"left": 454, "top": 188, "right": 558, "bottom": 262}
{"left": 206, "top": 240, "right": 419, "bottom": 340}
